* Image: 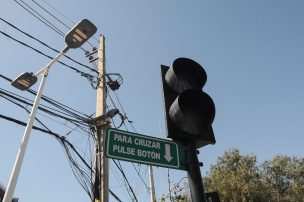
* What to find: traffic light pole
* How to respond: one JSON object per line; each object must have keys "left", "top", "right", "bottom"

{"left": 185, "top": 141, "right": 207, "bottom": 202}
{"left": 95, "top": 35, "right": 109, "bottom": 202}
{"left": 160, "top": 58, "right": 216, "bottom": 202}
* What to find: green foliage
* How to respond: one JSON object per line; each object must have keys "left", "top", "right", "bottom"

{"left": 204, "top": 148, "right": 268, "bottom": 201}
{"left": 161, "top": 149, "right": 303, "bottom": 202}
{"left": 261, "top": 155, "right": 304, "bottom": 202}
{"left": 204, "top": 149, "right": 304, "bottom": 202}
{"left": 158, "top": 181, "right": 190, "bottom": 202}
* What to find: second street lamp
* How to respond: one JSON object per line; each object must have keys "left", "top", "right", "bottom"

{"left": 3, "top": 19, "right": 96, "bottom": 202}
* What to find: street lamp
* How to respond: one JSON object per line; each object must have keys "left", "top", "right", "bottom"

{"left": 3, "top": 19, "right": 96, "bottom": 202}
{"left": 11, "top": 19, "right": 96, "bottom": 91}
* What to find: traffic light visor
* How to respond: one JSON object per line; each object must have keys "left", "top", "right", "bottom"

{"left": 165, "top": 58, "right": 207, "bottom": 93}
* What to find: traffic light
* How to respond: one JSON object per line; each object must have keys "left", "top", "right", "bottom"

{"left": 161, "top": 57, "right": 216, "bottom": 148}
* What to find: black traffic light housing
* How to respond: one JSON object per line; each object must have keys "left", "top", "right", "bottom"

{"left": 161, "top": 57, "right": 216, "bottom": 148}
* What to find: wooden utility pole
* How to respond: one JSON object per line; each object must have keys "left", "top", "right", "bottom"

{"left": 95, "top": 35, "right": 109, "bottom": 202}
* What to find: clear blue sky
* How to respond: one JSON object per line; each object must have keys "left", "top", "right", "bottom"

{"left": 1, "top": 1, "right": 303, "bottom": 201}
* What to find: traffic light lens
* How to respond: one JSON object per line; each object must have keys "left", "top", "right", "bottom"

{"left": 169, "top": 89, "right": 215, "bottom": 136}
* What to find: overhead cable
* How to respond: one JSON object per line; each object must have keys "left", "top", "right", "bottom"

{"left": 15, "top": 0, "right": 97, "bottom": 48}
{"left": 0, "top": 112, "right": 94, "bottom": 199}
{"left": 38, "top": 0, "right": 99, "bottom": 43}
{"left": 14, "top": 0, "right": 65, "bottom": 36}
{"left": 0, "top": 30, "right": 97, "bottom": 86}
{"left": 31, "top": 0, "right": 71, "bottom": 30}
{"left": 0, "top": 87, "right": 88, "bottom": 125}
{"left": 0, "top": 113, "right": 92, "bottom": 172}
{"left": 40, "top": 0, "right": 75, "bottom": 25}
{"left": 0, "top": 18, "right": 98, "bottom": 74}
{"left": 113, "top": 160, "right": 139, "bottom": 202}
{"left": 0, "top": 73, "right": 90, "bottom": 120}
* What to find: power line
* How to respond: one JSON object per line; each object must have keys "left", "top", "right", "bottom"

{"left": 112, "top": 160, "right": 139, "bottom": 202}
{"left": 0, "top": 74, "right": 12, "bottom": 82}
{"left": 109, "top": 189, "right": 123, "bottom": 202}
{"left": 0, "top": 30, "right": 97, "bottom": 86}
{"left": 31, "top": 0, "right": 71, "bottom": 30}
{"left": 0, "top": 72, "right": 91, "bottom": 119}
{"left": 110, "top": 162, "right": 134, "bottom": 200}
{"left": 0, "top": 73, "right": 94, "bottom": 133}
{"left": 37, "top": 0, "right": 100, "bottom": 43}
{"left": 132, "top": 163, "right": 150, "bottom": 190}
{"left": 0, "top": 87, "right": 88, "bottom": 126}
{"left": 103, "top": 64, "right": 153, "bottom": 200}
{"left": 39, "top": 0, "right": 75, "bottom": 25}
{"left": 0, "top": 74, "right": 92, "bottom": 134}
{"left": 0, "top": 114, "right": 93, "bottom": 179}
{"left": 0, "top": 90, "right": 92, "bottom": 146}
{"left": 0, "top": 75, "right": 93, "bottom": 138}
{"left": 0, "top": 71, "right": 100, "bottom": 199}
{"left": 15, "top": 0, "right": 98, "bottom": 47}
{"left": 30, "top": 0, "right": 99, "bottom": 47}
{"left": 105, "top": 72, "right": 137, "bottom": 132}
{"left": 0, "top": 111, "right": 98, "bottom": 199}
{"left": 0, "top": 17, "right": 98, "bottom": 74}
{"left": 1, "top": 8, "right": 150, "bottom": 197}
{"left": 14, "top": 0, "right": 65, "bottom": 36}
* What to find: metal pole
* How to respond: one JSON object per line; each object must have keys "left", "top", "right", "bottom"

{"left": 148, "top": 166, "right": 156, "bottom": 202}
{"left": 95, "top": 35, "right": 109, "bottom": 202}
{"left": 186, "top": 141, "right": 206, "bottom": 202}
{"left": 3, "top": 48, "right": 67, "bottom": 202}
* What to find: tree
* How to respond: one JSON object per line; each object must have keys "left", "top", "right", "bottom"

{"left": 159, "top": 180, "right": 190, "bottom": 202}
{"left": 160, "top": 149, "right": 304, "bottom": 201}
{"left": 261, "top": 155, "right": 304, "bottom": 202}
{"left": 204, "top": 148, "right": 269, "bottom": 201}
{"left": 289, "top": 157, "right": 304, "bottom": 202}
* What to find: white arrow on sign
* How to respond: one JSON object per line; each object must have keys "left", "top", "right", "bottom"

{"left": 164, "top": 144, "right": 173, "bottom": 162}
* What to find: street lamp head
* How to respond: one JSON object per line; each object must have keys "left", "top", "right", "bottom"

{"left": 65, "top": 19, "right": 97, "bottom": 49}
{"left": 11, "top": 72, "right": 37, "bottom": 91}
{"left": 10, "top": 19, "right": 96, "bottom": 91}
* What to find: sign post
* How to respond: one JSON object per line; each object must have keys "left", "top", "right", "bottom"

{"left": 105, "top": 128, "right": 186, "bottom": 170}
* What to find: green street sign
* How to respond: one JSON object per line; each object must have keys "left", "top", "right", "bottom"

{"left": 105, "top": 128, "right": 186, "bottom": 170}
